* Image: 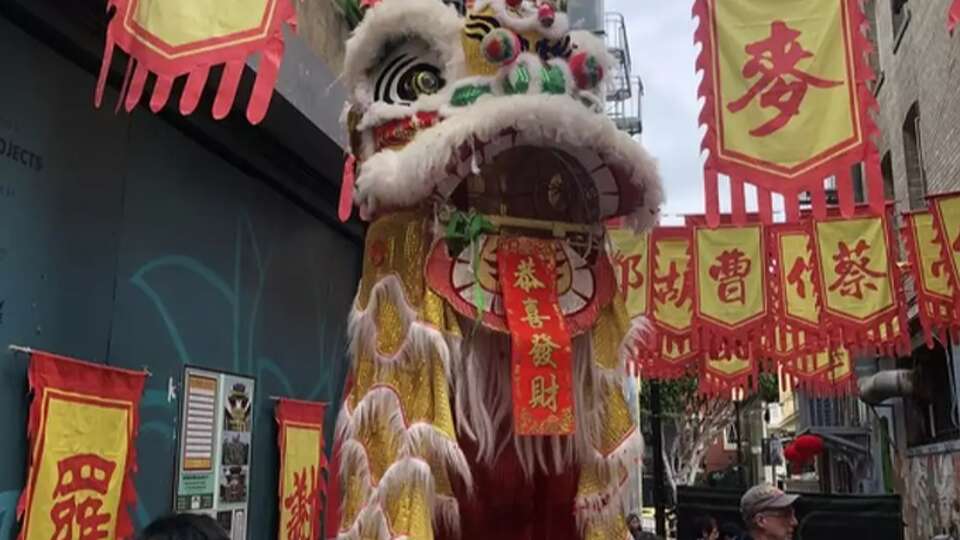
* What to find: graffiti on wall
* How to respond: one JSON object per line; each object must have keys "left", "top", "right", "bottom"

{"left": 902, "top": 452, "right": 960, "bottom": 539}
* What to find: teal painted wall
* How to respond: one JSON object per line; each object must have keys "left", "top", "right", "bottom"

{"left": 0, "top": 15, "right": 358, "bottom": 539}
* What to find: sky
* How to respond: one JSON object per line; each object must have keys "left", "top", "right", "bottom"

{"left": 605, "top": 0, "right": 706, "bottom": 224}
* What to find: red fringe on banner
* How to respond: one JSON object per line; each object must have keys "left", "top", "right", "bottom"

{"left": 96, "top": 0, "right": 297, "bottom": 124}
{"left": 692, "top": 0, "right": 884, "bottom": 225}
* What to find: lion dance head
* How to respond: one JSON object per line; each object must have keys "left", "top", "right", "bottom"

{"left": 331, "top": 1, "right": 663, "bottom": 538}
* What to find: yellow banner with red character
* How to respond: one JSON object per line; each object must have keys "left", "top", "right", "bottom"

{"left": 693, "top": 0, "right": 881, "bottom": 224}
{"left": 694, "top": 224, "right": 768, "bottom": 358}
{"left": 930, "top": 192, "right": 960, "bottom": 310}
{"left": 276, "top": 398, "right": 327, "bottom": 540}
{"left": 645, "top": 227, "right": 699, "bottom": 378}
{"left": 609, "top": 229, "right": 651, "bottom": 320}
{"left": 902, "top": 210, "right": 959, "bottom": 346}
{"left": 782, "top": 344, "right": 856, "bottom": 396}
{"left": 499, "top": 237, "right": 575, "bottom": 436}
{"left": 17, "top": 351, "right": 146, "bottom": 540}
{"left": 813, "top": 213, "right": 909, "bottom": 356}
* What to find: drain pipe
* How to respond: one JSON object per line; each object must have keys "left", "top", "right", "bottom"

{"left": 858, "top": 369, "right": 915, "bottom": 405}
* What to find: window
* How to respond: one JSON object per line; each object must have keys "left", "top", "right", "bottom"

{"left": 902, "top": 101, "right": 927, "bottom": 210}
{"left": 899, "top": 341, "right": 960, "bottom": 447}
{"left": 851, "top": 163, "right": 866, "bottom": 204}
{"left": 881, "top": 151, "right": 895, "bottom": 201}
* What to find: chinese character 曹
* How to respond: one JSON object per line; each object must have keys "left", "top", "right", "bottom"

{"left": 829, "top": 239, "right": 885, "bottom": 299}
{"left": 709, "top": 249, "right": 752, "bottom": 305}
{"left": 727, "top": 21, "right": 842, "bottom": 136}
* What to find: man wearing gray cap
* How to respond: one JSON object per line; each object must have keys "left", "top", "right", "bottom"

{"left": 740, "top": 484, "right": 799, "bottom": 540}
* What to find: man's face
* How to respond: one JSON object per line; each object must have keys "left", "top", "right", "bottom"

{"left": 755, "top": 507, "right": 798, "bottom": 540}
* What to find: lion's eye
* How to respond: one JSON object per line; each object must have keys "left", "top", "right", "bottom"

{"left": 374, "top": 42, "right": 446, "bottom": 105}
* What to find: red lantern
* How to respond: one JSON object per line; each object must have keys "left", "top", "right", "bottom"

{"left": 794, "top": 434, "right": 825, "bottom": 457}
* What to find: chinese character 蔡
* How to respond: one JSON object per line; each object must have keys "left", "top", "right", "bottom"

{"left": 727, "top": 21, "right": 842, "bottom": 136}
{"left": 530, "top": 333, "right": 560, "bottom": 369}
{"left": 529, "top": 374, "right": 559, "bottom": 412}
{"left": 786, "top": 256, "right": 813, "bottom": 298}
{"left": 514, "top": 257, "right": 546, "bottom": 293}
{"left": 50, "top": 453, "right": 117, "bottom": 540}
{"left": 283, "top": 466, "right": 318, "bottom": 540}
{"left": 829, "top": 240, "right": 885, "bottom": 299}
{"left": 709, "top": 249, "right": 752, "bottom": 305}
{"left": 521, "top": 298, "right": 552, "bottom": 329}
{"left": 652, "top": 261, "right": 687, "bottom": 305}
{"left": 612, "top": 250, "right": 645, "bottom": 295}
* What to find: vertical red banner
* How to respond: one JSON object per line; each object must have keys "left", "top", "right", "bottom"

{"left": 498, "top": 237, "right": 575, "bottom": 436}
{"left": 276, "top": 398, "right": 327, "bottom": 540}
{"left": 17, "top": 352, "right": 147, "bottom": 540}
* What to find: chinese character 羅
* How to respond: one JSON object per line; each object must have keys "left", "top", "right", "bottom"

{"left": 709, "top": 249, "right": 752, "bottom": 305}
{"left": 521, "top": 298, "right": 551, "bottom": 329}
{"left": 514, "top": 257, "right": 546, "bottom": 293}
{"left": 530, "top": 333, "right": 560, "bottom": 369}
{"left": 829, "top": 240, "right": 886, "bottom": 299}
{"left": 283, "top": 466, "right": 318, "bottom": 540}
{"left": 529, "top": 374, "right": 559, "bottom": 412}
{"left": 727, "top": 21, "right": 842, "bottom": 136}
{"left": 50, "top": 453, "right": 117, "bottom": 540}
{"left": 786, "top": 256, "right": 813, "bottom": 298}
{"left": 652, "top": 261, "right": 686, "bottom": 306}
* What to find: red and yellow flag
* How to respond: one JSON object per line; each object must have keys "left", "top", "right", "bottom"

{"left": 765, "top": 221, "right": 827, "bottom": 363}
{"left": 693, "top": 0, "right": 881, "bottom": 223}
{"left": 609, "top": 229, "right": 651, "bottom": 320}
{"left": 646, "top": 227, "right": 699, "bottom": 378}
{"left": 96, "top": 0, "right": 296, "bottom": 123}
{"left": 902, "top": 210, "right": 958, "bottom": 346}
{"left": 17, "top": 352, "right": 146, "bottom": 540}
{"left": 783, "top": 345, "right": 856, "bottom": 396}
{"left": 700, "top": 354, "right": 755, "bottom": 397}
{"left": 694, "top": 224, "right": 768, "bottom": 357}
{"left": 813, "top": 214, "right": 908, "bottom": 355}
{"left": 276, "top": 399, "right": 327, "bottom": 540}
{"left": 499, "top": 237, "right": 575, "bottom": 436}
{"left": 930, "top": 192, "right": 960, "bottom": 308}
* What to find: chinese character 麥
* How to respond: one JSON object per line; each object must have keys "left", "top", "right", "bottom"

{"left": 521, "top": 298, "right": 551, "bottom": 329}
{"left": 727, "top": 21, "right": 842, "bottom": 136}
{"left": 514, "top": 257, "right": 546, "bottom": 293}
{"left": 529, "top": 374, "right": 559, "bottom": 412}
{"left": 50, "top": 453, "right": 116, "bottom": 540}
{"left": 652, "top": 261, "right": 686, "bottom": 306}
{"left": 829, "top": 240, "right": 885, "bottom": 299}
{"left": 786, "top": 256, "right": 813, "bottom": 298}
{"left": 530, "top": 333, "right": 560, "bottom": 369}
{"left": 283, "top": 466, "right": 318, "bottom": 540}
{"left": 709, "top": 249, "right": 752, "bottom": 305}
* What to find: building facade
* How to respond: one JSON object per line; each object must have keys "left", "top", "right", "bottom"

{"left": 866, "top": 1, "right": 960, "bottom": 538}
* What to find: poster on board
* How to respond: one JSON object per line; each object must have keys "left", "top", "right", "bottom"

{"left": 175, "top": 367, "right": 255, "bottom": 540}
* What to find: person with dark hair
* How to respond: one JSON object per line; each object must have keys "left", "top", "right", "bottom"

{"left": 135, "top": 514, "right": 229, "bottom": 540}
{"left": 692, "top": 514, "right": 719, "bottom": 540}
{"left": 719, "top": 521, "right": 745, "bottom": 540}
{"left": 627, "top": 513, "right": 662, "bottom": 540}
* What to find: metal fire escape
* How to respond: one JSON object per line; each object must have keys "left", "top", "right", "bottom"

{"left": 604, "top": 12, "right": 643, "bottom": 137}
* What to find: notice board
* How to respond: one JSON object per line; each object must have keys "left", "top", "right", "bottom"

{"left": 175, "top": 367, "right": 256, "bottom": 539}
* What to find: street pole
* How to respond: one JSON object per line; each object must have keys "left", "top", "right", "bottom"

{"left": 650, "top": 381, "right": 667, "bottom": 537}
{"left": 735, "top": 400, "right": 745, "bottom": 488}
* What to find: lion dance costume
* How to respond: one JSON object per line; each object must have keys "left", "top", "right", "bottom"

{"left": 328, "top": 0, "right": 663, "bottom": 538}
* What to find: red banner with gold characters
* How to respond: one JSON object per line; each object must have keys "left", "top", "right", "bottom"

{"left": 813, "top": 213, "right": 908, "bottom": 355}
{"left": 498, "top": 237, "right": 575, "bottom": 436}
{"left": 693, "top": 0, "right": 881, "bottom": 224}
{"left": 646, "top": 227, "right": 699, "bottom": 378}
{"left": 276, "top": 398, "right": 326, "bottom": 540}
{"left": 96, "top": 0, "right": 296, "bottom": 123}
{"left": 17, "top": 351, "right": 146, "bottom": 540}
{"left": 902, "top": 210, "right": 959, "bottom": 346}
{"left": 694, "top": 224, "right": 768, "bottom": 358}
{"left": 766, "top": 221, "right": 826, "bottom": 364}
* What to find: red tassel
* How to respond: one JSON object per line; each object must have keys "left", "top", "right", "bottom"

{"left": 757, "top": 185, "right": 773, "bottom": 224}
{"left": 836, "top": 167, "right": 856, "bottom": 218}
{"left": 339, "top": 154, "right": 357, "bottom": 222}
{"left": 785, "top": 191, "right": 800, "bottom": 222}
{"left": 94, "top": 35, "right": 114, "bottom": 108}
{"left": 247, "top": 37, "right": 284, "bottom": 124}
{"left": 705, "top": 167, "right": 721, "bottom": 228}
{"left": 180, "top": 67, "right": 209, "bottom": 115}
{"left": 866, "top": 153, "right": 885, "bottom": 215}
{"left": 149, "top": 74, "right": 173, "bottom": 113}
{"left": 213, "top": 60, "right": 245, "bottom": 120}
{"left": 731, "top": 177, "right": 747, "bottom": 225}
{"left": 115, "top": 59, "right": 134, "bottom": 114}
{"left": 124, "top": 62, "right": 149, "bottom": 112}
{"left": 811, "top": 183, "right": 827, "bottom": 220}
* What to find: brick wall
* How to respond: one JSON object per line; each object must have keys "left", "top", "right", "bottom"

{"left": 870, "top": 0, "right": 960, "bottom": 214}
